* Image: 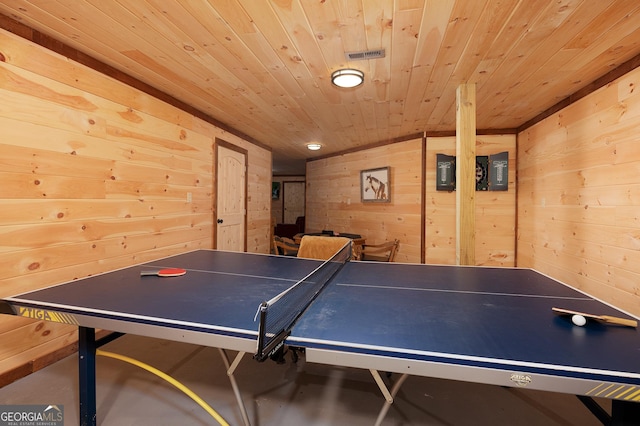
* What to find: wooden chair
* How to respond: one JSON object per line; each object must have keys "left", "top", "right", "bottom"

{"left": 297, "top": 235, "right": 351, "bottom": 260}
{"left": 273, "top": 235, "right": 300, "bottom": 256}
{"left": 360, "top": 239, "right": 399, "bottom": 262}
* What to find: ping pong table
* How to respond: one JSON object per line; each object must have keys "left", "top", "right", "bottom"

{"left": 1, "top": 246, "right": 639, "bottom": 425}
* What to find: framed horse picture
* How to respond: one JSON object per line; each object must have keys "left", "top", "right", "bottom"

{"left": 361, "top": 167, "right": 390, "bottom": 203}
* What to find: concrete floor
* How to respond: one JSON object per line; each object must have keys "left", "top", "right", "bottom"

{"left": 0, "top": 335, "right": 607, "bottom": 425}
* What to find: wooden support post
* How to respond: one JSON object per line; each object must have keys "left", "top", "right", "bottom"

{"left": 456, "top": 83, "right": 476, "bottom": 266}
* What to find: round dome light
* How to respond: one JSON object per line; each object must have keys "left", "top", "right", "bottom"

{"left": 331, "top": 69, "right": 364, "bottom": 88}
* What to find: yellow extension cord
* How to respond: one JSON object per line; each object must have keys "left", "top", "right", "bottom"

{"left": 96, "top": 349, "right": 230, "bottom": 426}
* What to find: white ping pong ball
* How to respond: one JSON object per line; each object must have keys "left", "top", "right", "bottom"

{"left": 571, "top": 314, "right": 587, "bottom": 327}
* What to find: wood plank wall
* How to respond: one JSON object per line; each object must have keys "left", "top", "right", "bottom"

{"left": 306, "top": 138, "right": 424, "bottom": 263}
{"left": 306, "top": 135, "right": 516, "bottom": 265}
{"left": 518, "top": 66, "right": 640, "bottom": 317}
{"left": 425, "top": 135, "right": 516, "bottom": 266}
{"left": 0, "top": 29, "right": 271, "bottom": 382}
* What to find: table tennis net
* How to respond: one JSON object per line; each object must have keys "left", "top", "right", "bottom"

{"left": 254, "top": 241, "right": 351, "bottom": 361}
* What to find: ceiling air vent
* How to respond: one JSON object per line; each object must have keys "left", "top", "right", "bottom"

{"left": 346, "top": 49, "right": 385, "bottom": 61}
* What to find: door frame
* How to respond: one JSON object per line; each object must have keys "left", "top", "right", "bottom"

{"left": 214, "top": 138, "right": 248, "bottom": 251}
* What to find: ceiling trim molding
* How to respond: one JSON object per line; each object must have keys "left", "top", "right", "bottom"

{"left": 306, "top": 132, "right": 425, "bottom": 163}
{"left": 517, "top": 52, "right": 640, "bottom": 133}
{"left": 0, "top": 14, "right": 271, "bottom": 153}
{"left": 307, "top": 128, "right": 519, "bottom": 163}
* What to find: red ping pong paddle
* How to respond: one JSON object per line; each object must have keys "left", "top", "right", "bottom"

{"left": 552, "top": 307, "right": 637, "bottom": 328}
{"left": 140, "top": 268, "right": 186, "bottom": 277}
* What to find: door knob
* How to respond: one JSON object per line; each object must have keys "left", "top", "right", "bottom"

{"left": 217, "top": 219, "right": 223, "bottom": 223}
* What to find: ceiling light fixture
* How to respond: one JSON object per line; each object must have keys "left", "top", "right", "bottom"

{"left": 331, "top": 68, "right": 364, "bottom": 88}
{"left": 307, "top": 143, "right": 322, "bottom": 151}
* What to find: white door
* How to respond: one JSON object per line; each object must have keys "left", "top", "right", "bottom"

{"left": 283, "top": 181, "right": 305, "bottom": 224}
{"left": 216, "top": 141, "right": 247, "bottom": 251}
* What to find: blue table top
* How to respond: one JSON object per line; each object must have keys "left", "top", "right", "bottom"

{"left": 3, "top": 250, "right": 639, "bottom": 388}
{"left": 5, "top": 250, "right": 321, "bottom": 337}
{"left": 290, "top": 261, "right": 640, "bottom": 382}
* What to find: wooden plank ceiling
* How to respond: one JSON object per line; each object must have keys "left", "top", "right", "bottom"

{"left": 1, "top": 1, "right": 640, "bottom": 174}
